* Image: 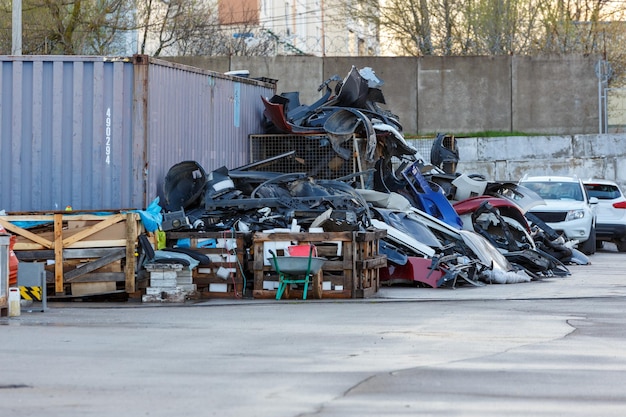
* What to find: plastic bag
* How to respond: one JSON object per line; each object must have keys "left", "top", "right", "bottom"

{"left": 136, "top": 197, "right": 163, "bottom": 233}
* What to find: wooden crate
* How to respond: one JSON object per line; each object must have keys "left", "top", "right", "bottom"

{"left": 166, "top": 231, "right": 249, "bottom": 299}
{"left": 0, "top": 211, "right": 141, "bottom": 297}
{"left": 252, "top": 229, "right": 386, "bottom": 299}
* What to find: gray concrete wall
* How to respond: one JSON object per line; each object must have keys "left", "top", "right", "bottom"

{"left": 512, "top": 56, "right": 599, "bottom": 135}
{"left": 162, "top": 55, "right": 600, "bottom": 136}
{"left": 417, "top": 56, "right": 512, "bottom": 134}
{"left": 451, "top": 134, "right": 626, "bottom": 190}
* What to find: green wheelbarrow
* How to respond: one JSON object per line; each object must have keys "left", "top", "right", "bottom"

{"left": 268, "top": 245, "right": 325, "bottom": 300}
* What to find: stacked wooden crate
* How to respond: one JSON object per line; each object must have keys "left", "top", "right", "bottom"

{"left": 166, "top": 231, "right": 248, "bottom": 299}
{"left": 0, "top": 211, "right": 141, "bottom": 297}
{"left": 252, "top": 229, "right": 386, "bottom": 299}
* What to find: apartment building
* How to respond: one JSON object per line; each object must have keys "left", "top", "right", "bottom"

{"left": 139, "top": 0, "right": 379, "bottom": 57}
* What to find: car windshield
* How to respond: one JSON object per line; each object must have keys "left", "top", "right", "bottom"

{"left": 584, "top": 183, "right": 621, "bottom": 200}
{"left": 522, "top": 181, "right": 583, "bottom": 201}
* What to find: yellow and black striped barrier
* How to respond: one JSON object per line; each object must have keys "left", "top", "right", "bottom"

{"left": 20, "top": 286, "right": 43, "bottom": 302}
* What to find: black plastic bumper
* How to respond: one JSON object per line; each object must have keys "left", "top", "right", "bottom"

{"left": 596, "top": 223, "right": 626, "bottom": 239}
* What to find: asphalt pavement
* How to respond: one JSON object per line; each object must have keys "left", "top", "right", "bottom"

{"left": 1, "top": 244, "right": 626, "bottom": 417}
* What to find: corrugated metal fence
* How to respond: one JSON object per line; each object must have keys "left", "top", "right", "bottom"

{"left": 0, "top": 55, "right": 274, "bottom": 212}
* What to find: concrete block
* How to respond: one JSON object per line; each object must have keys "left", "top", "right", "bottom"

{"left": 142, "top": 292, "right": 185, "bottom": 303}
{"left": 145, "top": 263, "right": 184, "bottom": 272}
{"left": 177, "top": 284, "right": 197, "bottom": 292}
{"left": 149, "top": 278, "right": 177, "bottom": 288}
{"left": 176, "top": 270, "right": 193, "bottom": 285}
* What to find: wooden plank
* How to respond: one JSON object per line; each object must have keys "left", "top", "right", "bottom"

{"left": 254, "top": 231, "right": 354, "bottom": 242}
{"left": 71, "top": 281, "right": 117, "bottom": 296}
{"left": 3, "top": 210, "right": 133, "bottom": 217}
{"left": 54, "top": 213, "right": 64, "bottom": 295}
{"left": 62, "top": 213, "right": 125, "bottom": 247}
{"left": 0, "top": 219, "right": 54, "bottom": 249}
{"left": 67, "top": 272, "right": 126, "bottom": 283}
{"left": 65, "top": 248, "right": 128, "bottom": 259}
{"left": 14, "top": 239, "right": 128, "bottom": 251}
{"left": 354, "top": 229, "right": 387, "bottom": 241}
{"left": 125, "top": 212, "right": 137, "bottom": 293}
{"left": 64, "top": 239, "right": 128, "bottom": 248}
{"left": 63, "top": 248, "right": 126, "bottom": 282}
{"left": 15, "top": 248, "right": 127, "bottom": 261}
{"left": 0, "top": 214, "right": 55, "bottom": 221}
{"left": 356, "top": 257, "right": 387, "bottom": 270}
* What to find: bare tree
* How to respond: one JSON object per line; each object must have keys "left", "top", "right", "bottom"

{"left": 0, "top": 0, "right": 135, "bottom": 55}
{"left": 135, "top": 0, "right": 274, "bottom": 57}
{"left": 461, "top": 0, "right": 540, "bottom": 54}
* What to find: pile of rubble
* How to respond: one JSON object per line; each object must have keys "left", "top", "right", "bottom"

{"left": 154, "top": 66, "right": 588, "bottom": 289}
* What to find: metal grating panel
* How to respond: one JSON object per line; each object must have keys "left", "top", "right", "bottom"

{"left": 249, "top": 134, "right": 359, "bottom": 180}
{"left": 405, "top": 138, "right": 435, "bottom": 161}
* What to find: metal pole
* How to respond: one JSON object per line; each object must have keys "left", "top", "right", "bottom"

{"left": 12, "top": 0, "right": 22, "bottom": 55}
{"left": 321, "top": 0, "right": 325, "bottom": 57}
{"left": 596, "top": 59, "right": 604, "bottom": 134}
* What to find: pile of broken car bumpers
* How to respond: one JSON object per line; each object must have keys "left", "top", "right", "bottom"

{"left": 159, "top": 66, "right": 588, "bottom": 289}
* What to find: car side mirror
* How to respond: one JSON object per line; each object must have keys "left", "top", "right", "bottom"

{"left": 589, "top": 196, "right": 599, "bottom": 205}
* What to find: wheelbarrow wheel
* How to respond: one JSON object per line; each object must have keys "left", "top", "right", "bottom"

{"left": 311, "top": 270, "right": 323, "bottom": 299}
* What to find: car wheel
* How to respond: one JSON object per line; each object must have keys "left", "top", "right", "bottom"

{"left": 579, "top": 225, "right": 596, "bottom": 255}
{"left": 616, "top": 240, "right": 626, "bottom": 253}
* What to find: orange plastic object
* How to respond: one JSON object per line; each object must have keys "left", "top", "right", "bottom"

{"left": 0, "top": 225, "right": 19, "bottom": 286}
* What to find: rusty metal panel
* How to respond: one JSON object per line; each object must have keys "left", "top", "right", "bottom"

{"left": 140, "top": 58, "right": 275, "bottom": 205}
{"left": 0, "top": 56, "right": 141, "bottom": 212}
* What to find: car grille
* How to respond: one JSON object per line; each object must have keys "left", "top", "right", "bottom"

{"left": 531, "top": 211, "right": 567, "bottom": 222}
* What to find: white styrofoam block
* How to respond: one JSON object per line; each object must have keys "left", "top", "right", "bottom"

{"left": 263, "top": 241, "right": 292, "bottom": 266}
{"left": 322, "top": 281, "right": 332, "bottom": 290}
{"left": 209, "top": 283, "right": 228, "bottom": 293}
{"left": 263, "top": 228, "right": 291, "bottom": 233}
{"left": 216, "top": 238, "right": 237, "bottom": 250}
{"left": 335, "top": 285, "right": 344, "bottom": 291}
{"left": 216, "top": 266, "right": 237, "bottom": 279}
{"left": 262, "top": 281, "right": 275, "bottom": 290}
{"left": 335, "top": 242, "right": 343, "bottom": 257}
{"left": 197, "top": 267, "right": 212, "bottom": 274}
{"left": 220, "top": 254, "right": 238, "bottom": 263}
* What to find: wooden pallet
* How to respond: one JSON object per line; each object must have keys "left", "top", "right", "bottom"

{"left": 251, "top": 229, "right": 386, "bottom": 299}
{"left": 166, "top": 231, "right": 248, "bottom": 299}
{"left": 0, "top": 211, "right": 141, "bottom": 297}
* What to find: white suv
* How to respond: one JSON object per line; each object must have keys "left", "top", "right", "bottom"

{"left": 519, "top": 175, "right": 598, "bottom": 255}
{"left": 583, "top": 179, "right": 626, "bottom": 252}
